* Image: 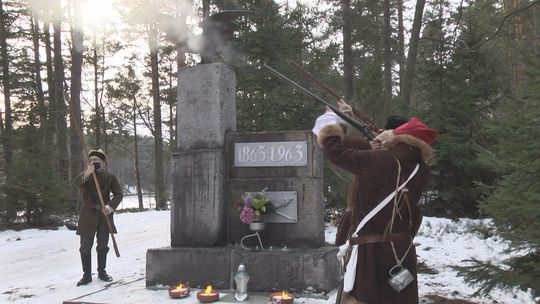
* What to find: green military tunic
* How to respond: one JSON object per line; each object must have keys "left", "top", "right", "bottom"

{"left": 74, "top": 169, "right": 123, "bottom": 238}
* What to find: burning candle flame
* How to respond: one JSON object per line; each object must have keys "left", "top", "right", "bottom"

{"left": 281, "top": 291, "right": 292, "bottom": 299}
{"left": 204, "top": 285, "right": 213, "bottom": 295}
{"left": 169, "top": 283, "right": 190, "bottom": 298}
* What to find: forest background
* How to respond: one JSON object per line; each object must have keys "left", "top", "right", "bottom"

{"left": 0, "top": 0, "right": 538, "bottom": 299}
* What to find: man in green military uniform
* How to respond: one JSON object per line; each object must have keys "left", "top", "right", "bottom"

{"left": 74, "top": 149, "right": 123, "bottom": 286}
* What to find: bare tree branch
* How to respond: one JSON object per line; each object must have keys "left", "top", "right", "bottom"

{"left": 135, "top": 100, "right": 155, "bottom": 136}
{"left": 471, "top": 0, "right": 540, "bottom": 50}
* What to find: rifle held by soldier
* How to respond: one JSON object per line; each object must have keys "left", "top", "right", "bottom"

{"left": 262, "top": 64, "right": 376, "bottom": 141}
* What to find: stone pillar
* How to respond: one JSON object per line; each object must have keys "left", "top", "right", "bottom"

{"left": 171, "top": 63, "right": 236, "bottom": 247}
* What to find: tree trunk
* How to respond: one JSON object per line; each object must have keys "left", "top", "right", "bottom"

{"left": 69, "top": 0, "right": 84, "bottom": 212}
{"left": 173, "top": 2, "right": 185, "bottom": 148}
{"left": 101, "top": 99, "right": 107, "bottom": 152}
{"left": 44, "top": 24, "right": 56, "bottom": 156}
{"left": 52, "top": 1, "right": 68, "bottom": 180}
{"left": 149, "top": 23, "right": 166, "bottom": 210}
{"left": 31, "top": 17, "right": 47, "bottom": 134}
{"left": 168, "top": 61, "right": 175, "bottom": 147}
{"left": 503, "top": 0, "right": 526, "bottom": 90}
{"left": 93, "top": 32, "right": 101, "bottom": 148}
{"left": 402, "top": 0, "right": 426, "bottom": 106}
{"left": 342, "top": 0, "right": 353, "bottom": 101}
{"left": 383, "top": 0, "right": 392, "bottom": 102}
{"left": 533, "top": 2, "right": 539, "bottom": 55}
{"left": 397, "top": 0, "right": 405, "bottom": 96}
{"left": 0, "top": 0, "right": 14, "bottom": 221}
{"left": 0, "top": 0, "right": 13, "bottom": 167}
{"left": 169, "top": 97, "right": 174, "bottom": 146}
{"left": 202, "top": 0, "right": 210, "bottom": 18}
{"left": 133, "top": 97, "right": 143, "bottom": 211}
{"left": 99, "top": 51, "right": 107, "bottom": 150}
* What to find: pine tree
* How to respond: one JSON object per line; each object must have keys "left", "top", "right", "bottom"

{"left": 414, "top": 0, "right": 509, "bottom": 217}
{"left": 115, "top": 0, "right": 179, "bottom": 210}
{"left": 6, "top": 125, "right": 67, "bottom": 226}
{"left": 107, "top": 64, "right": 147, "bottom": 211}
{"left": 224, "top": 1, "right": 325, "bottom": 132}
{"left": 453, "top": 0, "right": 540, "bottom": 296}
{"left": 0, "top": 0, "right": 71, "bottom": 225}
{"left": 456, "top": 57, "right": 540, "bottom": 298}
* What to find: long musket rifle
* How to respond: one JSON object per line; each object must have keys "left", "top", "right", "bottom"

{"left": 286, "top": 60, "right": 379, "bottom": 131}
{"left": 262, "top": 64, "right": 376, "bottom": 141}
{"left": 64, "top": 91, "right": 121, "bottom": 257}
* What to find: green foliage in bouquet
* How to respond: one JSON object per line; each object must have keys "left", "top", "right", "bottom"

{"left": 251, "top": 194, "right": 271, "bottom": 217}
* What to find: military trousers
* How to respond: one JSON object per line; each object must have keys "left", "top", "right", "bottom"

{"left": 79, "top": 214, "right": 110, "bottom": 255}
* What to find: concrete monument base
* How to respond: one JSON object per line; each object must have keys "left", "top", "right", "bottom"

{"left": 146, "top": 246, "right": 340, "bottom": 293}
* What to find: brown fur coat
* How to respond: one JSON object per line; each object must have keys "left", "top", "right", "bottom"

{"left": 319, "top": 124, "right": 433, "bottom": 304}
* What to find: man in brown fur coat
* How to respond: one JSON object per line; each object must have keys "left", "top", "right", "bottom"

{"left": 333, "top": 102, "right": 409, "bottom": 247}
{"left": 313, "top": 112, "right": 436, "bottom": 304}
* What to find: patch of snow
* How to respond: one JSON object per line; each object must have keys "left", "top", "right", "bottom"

{"left": 0, "top": 211, "right": 536, "bottom": 303}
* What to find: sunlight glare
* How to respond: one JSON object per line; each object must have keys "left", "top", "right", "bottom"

{"left": 81, "top": 0, "right": 116, "bottom": 25}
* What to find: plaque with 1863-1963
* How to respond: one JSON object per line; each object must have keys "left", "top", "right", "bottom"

{"left": 234, "top": 141, "right": 307, "bottom": 167}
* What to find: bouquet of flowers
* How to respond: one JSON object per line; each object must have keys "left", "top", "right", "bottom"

{"left": 237, "top": 189, "right": 271, "bottom": 224}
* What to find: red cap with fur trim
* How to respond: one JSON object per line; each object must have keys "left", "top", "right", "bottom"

{"left": 394, "top": 117, "right": 436, "bottom": 145}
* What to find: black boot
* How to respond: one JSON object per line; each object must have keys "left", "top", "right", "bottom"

{"left": 97, "top": 252, "right": 113, "bottom": 282}
{"left": 77, "top": 254, "right": 92, "bottom": 286}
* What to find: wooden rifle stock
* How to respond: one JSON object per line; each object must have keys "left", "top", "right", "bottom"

{"left": 262, "top": 64, "right": 376, "bottom": 140}
{"left": 65, "top": 92, "right": 121, "bottom": 258}
{"left": 287, "top": 60, "right": 379, "bottom": 131}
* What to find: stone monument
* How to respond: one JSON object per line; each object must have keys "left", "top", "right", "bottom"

{"left": 146, "top": 63, "right": 340, "bottom": 293}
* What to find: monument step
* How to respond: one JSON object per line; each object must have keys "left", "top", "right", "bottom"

{"left": 146, "top": 246, "right": 340, "bottom": 293}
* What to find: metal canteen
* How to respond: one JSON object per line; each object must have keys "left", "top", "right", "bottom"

{"left": 387, "top": 265, "right": 414, "bottom": 292}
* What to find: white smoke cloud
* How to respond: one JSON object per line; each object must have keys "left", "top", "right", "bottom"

{"left": 26, "top": 0, "right": 244, "bottom": 61}
{"left": 26, "top": 0, "right": 62, "bottom": 24}
{"left": 114, "top": 0, "right": 203, "bottom": 53}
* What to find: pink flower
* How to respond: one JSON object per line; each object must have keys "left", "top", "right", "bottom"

{"left": 239, "top": 206, "right": 255, "bottom": 224}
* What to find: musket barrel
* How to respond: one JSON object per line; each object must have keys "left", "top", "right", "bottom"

{"left": 262, "top": 64, "right": 376, "bottom": 140}
{"left": 286, "top": 60, "right": 379, "bottom": 131}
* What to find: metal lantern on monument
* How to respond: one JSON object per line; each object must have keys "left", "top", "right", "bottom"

{"left": 234, "top": 263, "right": 250, "bottom": 301}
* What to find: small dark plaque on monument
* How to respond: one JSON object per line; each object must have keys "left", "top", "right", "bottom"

{"left": 244, "top": 191, "right": 297, "bottom": 223}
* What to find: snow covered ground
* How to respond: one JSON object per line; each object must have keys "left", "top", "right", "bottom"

{"left": 0, "top": 196, "right": 537, "bottom": 304}
{"left": 116, "top": 194, "right": 159, "bottom": 210}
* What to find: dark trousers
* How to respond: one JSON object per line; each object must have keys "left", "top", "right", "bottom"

{"left": 79, "top": 215, "right": 110, "bottom": 256}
